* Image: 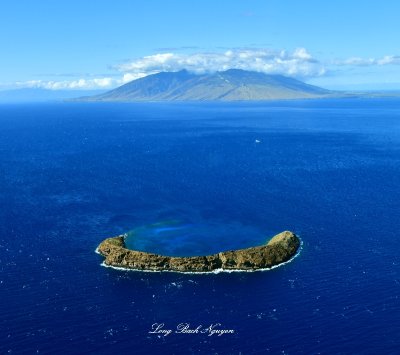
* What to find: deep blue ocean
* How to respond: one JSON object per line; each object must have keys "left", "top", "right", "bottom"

{"left": 1, "top": 99, "right": 399, "bottom": 354}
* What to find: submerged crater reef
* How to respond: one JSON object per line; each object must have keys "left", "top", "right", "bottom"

{"left": 97, "top": 230, "right": 300, "bottom": 272}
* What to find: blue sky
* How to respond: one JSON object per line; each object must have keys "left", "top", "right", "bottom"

{"left": 1, "top": 0, "right": 400, "bottom": 90}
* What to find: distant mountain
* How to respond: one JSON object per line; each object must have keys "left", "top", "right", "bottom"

{"left": 0, "top": 88, "right": 106, "bottom": 103}
{"left": 79, "top": 69, "right": 333, "bottom": 102}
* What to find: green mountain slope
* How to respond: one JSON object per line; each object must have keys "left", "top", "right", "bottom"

{"left": 81, "top": 69, "right": 333, "bottom": 101}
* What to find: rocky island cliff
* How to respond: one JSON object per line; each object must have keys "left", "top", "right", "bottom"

{"left": 97, "top": 230, "right": 300, "bottom": 272}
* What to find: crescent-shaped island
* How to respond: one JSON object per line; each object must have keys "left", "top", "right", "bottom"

{"left": 97, "top": 230, "right": 300, "bottom": 272}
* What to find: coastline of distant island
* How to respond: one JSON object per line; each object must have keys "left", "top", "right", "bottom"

{"left": 2, "top": 70, "right": 400, "bottom": 103}
{"left": 96, "top": 230, "right": 301, "bottom": 273}
{"left": 74, "top": 69, "right": 400, "bottom": 102}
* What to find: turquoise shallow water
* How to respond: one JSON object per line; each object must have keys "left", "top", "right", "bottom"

{"left": 0, "top": 99, "right": 399, "bottom": 354}
{"left": 124, "top": 219, "right": 267, "bottom": 256}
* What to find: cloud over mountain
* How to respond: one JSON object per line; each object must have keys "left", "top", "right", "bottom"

{"left": 7, "top": 48, "right": 400, "bottom": 91}
{"left": 116, "top": 48, "right": 326, "bottom": 79}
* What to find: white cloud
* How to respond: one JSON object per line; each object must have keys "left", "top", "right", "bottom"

{"left": 336, "top": 55, "right": 400, "bottom": 66}
{"left": 116, "top": 48, "right": 326, "bottom": 78}
{"left": 292, "top": 47, "right": 312, "bottom": 60}
{"left": 121, "top": 72, "right": 149, "bottom": 83}
{"left": 338, "top": 57, "right": 376, "bottom": 66}
{"left": 13, "top": 48, "right": 400, "bottom": 91}
{"left": 11, "top": 72, "right": 158, "bottom": 90}
{"left": 14, "top": 77, "right": 117, "bottom": 90}
{"left": 377, "top": 55, "right": 400, "bottom": 65}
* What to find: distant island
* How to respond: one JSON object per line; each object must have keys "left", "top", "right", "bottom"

{"left": 96, "top": 230, "right": 301, "bottom": 272}
{"left": 3, "top": 70, "right": 399, "bottom": 103}
{"left": 77, "top": 69, "right": 336, "bottom": 102}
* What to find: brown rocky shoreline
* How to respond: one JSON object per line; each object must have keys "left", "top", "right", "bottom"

{"left": 97, "top": 230, "right": 300, "bottom": 273}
